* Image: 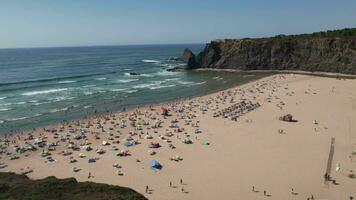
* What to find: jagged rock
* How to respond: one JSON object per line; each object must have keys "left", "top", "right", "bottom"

{"left": 182, "top": 48, "right": 197, "bottom": 69}
{"left": 183, "top": 28, "right": 356, "bottom": 74}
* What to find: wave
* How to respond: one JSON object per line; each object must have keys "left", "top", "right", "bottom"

{"left": 0, "top": 71, "right": 119, "bottom": 87}
{"left": 142, "top": 59, "right": 160, "bottom": 63}
{"left": 0, "top": 120, "right": 3, "bottom": 124}
{"left": 117, "top": 79, "right": 138, "bottom": 83}
{"left": 156, "top": 70, "right": 180, "bottom": 76}
{"left": 0, "top": 97, "right": 7, "bottom": 100}
{"left": 7, "top": 116, "right": 29, "bottom": 121}
{"left": 14, "top": 102, "right": 26, "bottom": 105}
{"left": 58, "top": 80, "right": 77, "bottom": 84}
{"left": 139, "top": 74, "right": 155, "bottom": 77}
{"left": 124, "top": 90, "right": 138, "bottom": 94}
{"left": 82, "top": 84, "right": 96, "bottom": 88}
{"left": 32, "top": 101, "right": 51, "bottom": 106}
{"left": 84, "top": 91, "right": 93, "bottom": 95}
{"left": 192, "top": 81, "right": 207, "bottom": 86}
{"left": 50, "top": 107, "right": 68, "bottom": 113}
{"left": 133, "top": 83, "right": 157, "bottom": 89}
{"left": 176, "top": 80, "right": 195, "bottom": 85}
{"left": 123, "top": 68, "right": 133, "bottom": 71}
{"left": 110, "top": 88, "right": 126, "bottom": 92}
{"left": 51, "top": 96, "right": 74, "bottom": 102}
{"left": 165, "top": 78, "right": 180, "bottom": 81}
{"left": 95, "top": 77, "right": 107, "bottom": 81}
{"left": 0, "top": 108, "right": 10, "bottom": 112}
{"left": 149, "top": 84, "right": 176, "bottom": 90}
{"left": 22, "top": 88, "right": 68, "bottom": 96}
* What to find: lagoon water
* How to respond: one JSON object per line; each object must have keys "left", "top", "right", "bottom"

{"left": 0, "top": 44, "right": 270, "bottom": 134}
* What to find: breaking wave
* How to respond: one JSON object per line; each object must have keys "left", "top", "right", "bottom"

{"left": 22, "top": 88, "right": 68, "bottom": 96}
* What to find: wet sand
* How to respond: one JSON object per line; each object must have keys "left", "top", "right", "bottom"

{"left": 1, "top": 74, "right": 356, "bottom": 200}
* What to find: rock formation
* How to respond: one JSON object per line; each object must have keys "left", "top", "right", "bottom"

{"left": 184, "top": 28, "right": 356, "bottom": 74}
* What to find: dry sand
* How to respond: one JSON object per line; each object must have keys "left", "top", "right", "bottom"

{"left": 1, "top": 74, "right": 356, "bottom": 200}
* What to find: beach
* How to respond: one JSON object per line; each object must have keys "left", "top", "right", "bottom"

{"left": 1, "top": 73, "right": 355, "bottom": 200}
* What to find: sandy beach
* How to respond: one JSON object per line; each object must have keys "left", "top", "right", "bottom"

{"left": 1, "top": 74, "right": 356, "bottom": 200}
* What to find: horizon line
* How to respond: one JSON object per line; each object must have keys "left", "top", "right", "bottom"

{"left": 0, "top": 42, "right": 205, "bottom": 50}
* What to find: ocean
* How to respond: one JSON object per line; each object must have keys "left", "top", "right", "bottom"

{"left": 0, "top": 44, "right": 271, "bottom": 134}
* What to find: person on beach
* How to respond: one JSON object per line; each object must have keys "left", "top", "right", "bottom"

{"left": 180, "top": 178, "right": 183, "bottom": 185}
{"left": 252, "top": 186, "right": 255, "bottom": 192}
{"left": 169, "top": 181, "right": 172, "bottom": 188}
{"left": 145, "top": 185, "right": 149, "bottom": 193}
{"left": 88, "top": 172, "right": 91, "bottom": 179}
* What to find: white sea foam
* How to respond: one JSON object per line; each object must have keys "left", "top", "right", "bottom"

{"left": 51, "top": 96, "right": 74, "bottom": 102}
{"left": 177, "top": 80, "right": 195, "bottom": 85}
{"left": 149, "top": 84, "right": 176, "bottom": 90}
{"left": 58, "top": 80, "right": 77, "bottom": 84}
{"left": 82, "top": 85, "right": 96, "bottom": 88}
{"left": 133, "top": 83, "right": 157, "bottom": 89}
{"left": 33, "top": 101, "right": 51, "bottom": 106}
{"left": 22, "top": 88, "right": 68, "bottom": 96}
{"left": 110, "top": 88, "right": 126, "bottom": 92}
{"left": 124, "top": 90, "right": 138, "bottom": 94}
{"left": 84, "top": 91, "right": 93, "bottom": 95}
{"left": 95, "top": 77, "right": 107, "bottom": 81}
{"left": 84, "top": 105, "right": 92, "bottom": 109}
{"left": 50, "top": 107, "right": 68, "bottom": 113}
{"left": 139, "top": 74, "right": 155, "bottom": 77}
{"left": 0, "top": 120, "right": 3, "bottom": 124}
{"left": 123, "top": 68, "right": 133, "bottom": 71}
{"left": 142, "top": 59, "right": 160, "bottom": 63}
{"left": 8, "top": 116, "right": 29, "bottom": 121}
{"left": 165, "top": 78, "right": 180, "bottom": 81}
{"left": 192, "top": 81, "right": 207, "bottom": 86}
{"left": 0, "top": 97, "right": 7, "bottom": 100}
{"left": 156, "top": 71, "right": 180, "bottom": 76}
{"left": 0, "top": 108, "right": 10, "bottom": 112}
{"left": 117, "top": 79, "right": 138, "bottom": 83}
{"left": 15, "top": 102, "right": 26, "bottom": 105}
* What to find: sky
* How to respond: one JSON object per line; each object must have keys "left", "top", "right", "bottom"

{"left": 0, "top": 0, "right": 356, "bottom": 48}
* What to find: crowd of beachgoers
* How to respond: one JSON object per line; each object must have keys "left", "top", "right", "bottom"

{"left": 1, "top": 74, "right": 355, "bottom": 200}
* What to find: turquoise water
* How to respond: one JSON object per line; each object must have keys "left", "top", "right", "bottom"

{"left": 0, "top": 45, "right": 272, "bottom": 134}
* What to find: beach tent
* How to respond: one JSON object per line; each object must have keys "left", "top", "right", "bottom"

{"left": 151, "top": 159, "right": 162, "bottom": 170}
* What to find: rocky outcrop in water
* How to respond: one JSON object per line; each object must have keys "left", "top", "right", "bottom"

{"left": 184, "top": 28, "right": 356, "bottom": 74}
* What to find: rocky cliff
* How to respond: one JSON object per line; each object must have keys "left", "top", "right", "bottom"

{"left": 183, "top": 28, "right": 356, "bottom": 74}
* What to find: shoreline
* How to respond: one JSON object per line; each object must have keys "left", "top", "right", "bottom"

{"left": 195, "top": 68, "right": 356, "bottom": 79}
{"left": 0, "top": 71, "right": 273, "bottom": 136}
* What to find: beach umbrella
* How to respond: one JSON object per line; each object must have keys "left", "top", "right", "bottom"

{"left": 151, "top": 159, "right": 162, "bottom": 170}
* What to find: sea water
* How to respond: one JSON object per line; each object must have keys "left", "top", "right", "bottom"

{"left": 0, "top": 44, "right": 271, "bottom": 134}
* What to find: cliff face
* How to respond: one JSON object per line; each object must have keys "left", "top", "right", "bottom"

{"left": 185, "top": 37, "right": 356, "bottom": 74}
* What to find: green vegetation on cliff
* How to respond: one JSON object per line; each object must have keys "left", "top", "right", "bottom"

{"left": 0, "top": 172, "right": 147, "bottom": 200}
{"left": 272, "top": 28, "right": 356, "bottom": 39}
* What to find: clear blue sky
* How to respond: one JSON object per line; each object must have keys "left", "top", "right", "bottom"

{"left": 1, "top": 0, "right": 355, "bottom": 48}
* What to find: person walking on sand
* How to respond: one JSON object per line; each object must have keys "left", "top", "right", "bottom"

{"left": 263, "top": 190, "right": 266, "bottom": 196}
{"left": 145, "top": 185, "right": 149, "bottom": 193}
{"left": 88, "top": 172, "right": 91, "bottom": 179}
{"left": 180, "top": 178, "right": 183, "bottom": 185}
{"left": 169, "top": 181, "right": 172, "bottom": 188}
{"left": 252, "top": 186, "right": 255, "bottom": 192}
